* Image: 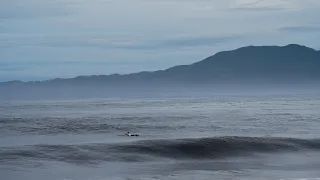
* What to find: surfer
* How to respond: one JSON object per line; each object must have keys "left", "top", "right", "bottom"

{"left": 126, "top": 132, "right": 139, "bottom": 136}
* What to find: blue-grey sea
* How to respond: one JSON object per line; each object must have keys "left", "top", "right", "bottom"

{"left": 1, "top": 94, "right": 320, "bottom": 180}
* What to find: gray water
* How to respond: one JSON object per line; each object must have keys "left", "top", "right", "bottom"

{"left": 1, "top": 94, "right": 320, "bottom": 180}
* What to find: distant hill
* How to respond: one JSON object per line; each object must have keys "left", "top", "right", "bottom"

{"left": 1, "top": 44, "right": 320, "bottom": 99}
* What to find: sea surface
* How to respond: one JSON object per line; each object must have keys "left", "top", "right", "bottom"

{"left": 1, "top": 94, "right": 320, "bottom": 180}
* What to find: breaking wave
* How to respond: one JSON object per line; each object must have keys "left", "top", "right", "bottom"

{"left": 1, "top": 136, "right": 320, "bottom": 166}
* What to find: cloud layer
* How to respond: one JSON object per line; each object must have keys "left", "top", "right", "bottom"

{"left": 1, "top": 0, "right": 320, "bottom": 81}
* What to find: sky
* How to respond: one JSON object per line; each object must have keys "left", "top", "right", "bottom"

{"left": 1, "top": 0, "right": 320, "bottom": 82}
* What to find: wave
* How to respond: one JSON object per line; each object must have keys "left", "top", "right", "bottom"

{"left": 113, "top": 136, "right": 320, "bottom": 159}
{"left": 1, "top": 136, "right": 320, "bottom": 165}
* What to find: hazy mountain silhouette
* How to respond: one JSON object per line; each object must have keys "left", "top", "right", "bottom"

{"left": 1, "top": 44, "right": 320, "bottom": 99}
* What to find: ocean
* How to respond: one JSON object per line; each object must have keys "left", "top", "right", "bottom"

{"left": 1, "top": 94, "right": 320, "bottom": 180}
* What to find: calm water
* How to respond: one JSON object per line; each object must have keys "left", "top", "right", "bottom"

{"left": 1, "top": 94, "right": 320, "bottom": 180}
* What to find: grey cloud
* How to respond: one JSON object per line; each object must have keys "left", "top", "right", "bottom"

{"left": 0, "top": 0, "right": 70, "bottom": 19}
{"left": 279, "top": 26, "right": 320, "bottom": 32}
{"left": 0, "top": 61, "right": 78, "bottom": 66}
{"left": 125, "top": 35, "right": 242, "bottom": 50}
{"left": 229, "top": 0, "right": 295, "bottom": 11}
{"left": 231, "top": 7, "right": 285, "bottom": 11}
{"left": 0, "top": 61, "right": 81, "bottom": 68}
{"left": 0, "top": 34, "right": 242, "bottom": 50}
{"left": 0, "top": 61, "right": 81, "bottom": 72}
{"left": 0, "top": 67, "right": 28, "bottom": 72}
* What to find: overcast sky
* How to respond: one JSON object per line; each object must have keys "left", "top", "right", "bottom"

{"left": 1, "top": 0, "right": 320, "bottom": 81}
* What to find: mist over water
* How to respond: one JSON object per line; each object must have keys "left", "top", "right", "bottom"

{"left": 1, "top": 93, "right": 320, "bottom": 180}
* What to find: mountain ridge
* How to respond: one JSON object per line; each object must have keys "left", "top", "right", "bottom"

{"left": 1, "top": 44, "right": 319, "bottom": 85}
{"left": 1, "top": 44, "right": 320, "bottom": 99}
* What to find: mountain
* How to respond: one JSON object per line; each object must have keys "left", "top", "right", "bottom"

{"left": 1, "top": 44, "right": 320, "bottom": 99}
{"left": 146, "top": 44, "right": 320, "bottom": 84}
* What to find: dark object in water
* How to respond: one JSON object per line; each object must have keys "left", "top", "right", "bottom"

{"left": 126, "top": 132, "right": 139, "bottom": 136}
